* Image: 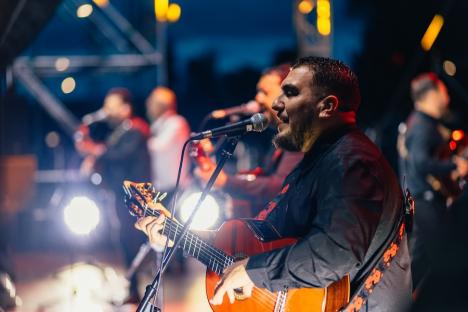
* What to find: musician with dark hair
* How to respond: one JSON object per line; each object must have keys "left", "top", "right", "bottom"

{"left": 195, "top": 64, "right": 303, "bottom": 216}
{"left": 136, "top": 57, "right": 412, "bottom": 311}
{"left": 76, "top": 87, "right": 151, "bottom": 302}
{"left": 399, "top": 73, "right": 468, "bottom": 290}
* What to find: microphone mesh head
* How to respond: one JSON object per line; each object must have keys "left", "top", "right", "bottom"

{"left": 250, "top": 113, "right": 269, "bottom": 132}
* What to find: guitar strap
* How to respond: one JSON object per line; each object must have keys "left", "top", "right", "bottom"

{"left": 341, "top": 189, "right": 414, "bottom": 312}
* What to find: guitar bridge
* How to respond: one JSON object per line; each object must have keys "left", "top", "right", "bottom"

{"left": 274, "top": 288, "right": 288, "bottom": 312}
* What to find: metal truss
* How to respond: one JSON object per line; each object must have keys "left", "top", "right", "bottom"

{"left": 12, "top": 0, "right": 164, "bottom": 136}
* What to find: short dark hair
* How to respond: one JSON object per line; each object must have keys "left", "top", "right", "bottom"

{"left": 263, "top": 63, "right": 291, "bottom": 82}
{"left": 410, "top": 72, "right": 441, "bottom": 102}
{"left": 107, "top": 87, "right": 133, "bottom": 106}
{"left": 292, "top": 56, "right": 361, "bottom": 112}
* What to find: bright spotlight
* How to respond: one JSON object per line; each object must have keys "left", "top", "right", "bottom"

{"left": 55, "top": 57, "right": 70, "bottom": 72}
{"left": 64, "top": 196, "right": 100, "bottom": 235}
{"left": 179, "top": 192, "right": 220, "bottom": 230}
{"left": 61, "top": 77, "right": 76, "bottom": 94}
{"left": 77, "top": 4, "right": 93, "bottom": 18}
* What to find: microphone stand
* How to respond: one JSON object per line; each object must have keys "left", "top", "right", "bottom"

{"left": 136, "top": 135, "right": 241, "bottom": 312}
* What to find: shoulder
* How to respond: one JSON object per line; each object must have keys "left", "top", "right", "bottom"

{"left": 165, "top": 114, "right": 190, "bottom": 129}
{"left": 129, "top": 117, "right": 150, "bottom": 137}
{"left": 326, "top": 130, "right": 384, "bottom": 169}
{"left": 320, "top": 130, "right": 396, "bottom": 197}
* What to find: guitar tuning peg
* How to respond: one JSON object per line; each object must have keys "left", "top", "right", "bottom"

{"left": 158, "top": 192, "right": 168, "bottom": 202}
{"left": 151, "top": 192, "right": 160, "bottom": 204}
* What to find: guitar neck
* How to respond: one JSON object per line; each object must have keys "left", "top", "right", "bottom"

{"left": 148, "top": 209, "right": 235, "bottom": 275}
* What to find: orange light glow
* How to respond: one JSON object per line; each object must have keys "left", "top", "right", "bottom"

{"left": 421, "top": 14, "right": 444, "bottom": 51}
{"left": 166, "top": 3, "right": 181, "bottom": 23}
{"left": 298, "top": 0, "right": 314, "bottom": 14}
{"left": 316, "top": 0, "right": 331, "bottom": 36}
{"left": 317, "top": 17, "right": 331, "bottom": 35}
{"left": 92, "top": 0, "right": 109, "bottom": 7}
{"left": 155, "top": 0, "right": 169, "bottom": 22}
{"left": 452, "top": 130, "right": 465, "bottom": 141}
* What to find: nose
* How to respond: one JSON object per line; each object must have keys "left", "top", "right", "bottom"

{"left": 272, "top": 96, "right": 284, "bottom": 113}
{"left": 255, "top": 92, "right": 264, "bottom": 105}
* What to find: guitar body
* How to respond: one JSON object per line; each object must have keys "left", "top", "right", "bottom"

{"left": 122, "top": 181, "right": 350, "bottom": 312}
{"left": 206, "top": 219, "right": 350, "bottom": 312}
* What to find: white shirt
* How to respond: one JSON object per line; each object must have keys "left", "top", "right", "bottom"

{"left": 148, "top": 111, "right": 191, "bottom": 192}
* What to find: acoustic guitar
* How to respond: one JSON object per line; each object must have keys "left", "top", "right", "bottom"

{"left": 123, "top": 181, "right": 350, "bottom": 312}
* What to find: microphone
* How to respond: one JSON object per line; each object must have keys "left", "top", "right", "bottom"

{"left": 191, "top": 113, "right": 268, "bottom": 140}
{"left": 82, "top": 109, "right": 108, "bottom": 125}
{"left": 211, "top": 100, "right": 261, "bottom": 119}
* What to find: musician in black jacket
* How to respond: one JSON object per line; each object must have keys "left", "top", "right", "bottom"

{"left": 137, "top": 57, "right": 412, "bottom": 311}
{"left": 399, "top": 73, "right": 468, "bottom": 290}
{"left": 76, "top": 88, "right": 151, "bottom": 302}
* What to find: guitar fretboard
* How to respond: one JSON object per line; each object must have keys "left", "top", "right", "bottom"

{"left": 144, "top": 208, "right": 235, "bottom": 275}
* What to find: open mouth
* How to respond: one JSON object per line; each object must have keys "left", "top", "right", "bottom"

{"left": 277, "top": 114, "right": 289, "bottom": 124}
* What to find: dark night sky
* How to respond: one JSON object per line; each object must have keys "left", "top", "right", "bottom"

{"left": 2, "top": 0, "right": 468, "bottom": 169}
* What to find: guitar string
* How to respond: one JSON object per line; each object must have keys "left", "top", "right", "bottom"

{"left": 139, "top": 202, "right": 280, "bottom": 305}
{"left": 143, "top": 206, "right": 233, "bottom": 269}
{"left": 134, "top": 192, "right": 239, "bottom": 271}
{"left": 159, "top": 217, "right": 280, "bottom": 308}
{"left": 159, "top": 214, "right": 282, "bottom": 305}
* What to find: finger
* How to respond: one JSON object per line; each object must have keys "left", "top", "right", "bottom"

{"left": 155, "top": 213, "right": 166, "bottom": 224}
{"left": 244, "top": 284, "right": 253, "bottom": 297}
{"left": 210, "top": 284, "right": 227, "bottom": 305}
{"left": 146, "top": 219, "right": 164, "bottom": 236}
{"left": 152, "top": 202, "right": 170, "bottom": 215}
{"left": 227, "top": 288, "right": 235, "bottom": 304}
{"left": 135, "top": 216, "right": 157, "bottom": 231}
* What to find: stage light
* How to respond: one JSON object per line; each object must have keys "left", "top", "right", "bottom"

{"left": 449, "top": 140, "right": 457, "bottom": 151}
{"left": 155, "top": 0, "right": 169, "bottom": 22}
{"left": 443, "top": 60, "right": 456, "bottom": 76}
{"left": 93, "top": 0, "right": 109, "bottom": 7}
{"left": 167, "top": 3, "right": 181, "bottom": 23}
{"left": 55, "top": 57, "right": 70, "bottom": 72}
{"left": 452, "top": 130, "right": 464, "bottom": 141}
{"left": 179, "top": 192, "right": 220, "bottom": 230}
{"left": 316, "top": 0, "right": 331, "bottom": 36}
{"left": 56, "top": 263, "right": 127, "bottom": 311}
{"left": 64, "top": 196, "right": 100, "bottom": 235}
{"left": 61, "top": 77, "right": 76, "bottom": 94}
{"left": 77, "top": 4, "right": 93, "bottom": 18}
{"left": 421, "top": 14, "right": 444, "bottom": 51}
{"left": 298, "top": 0, "right": 314, "bottom": 15}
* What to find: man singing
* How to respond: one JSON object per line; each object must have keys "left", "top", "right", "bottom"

{"left": 136, "top": 57, "right": 412, "bottom": 311}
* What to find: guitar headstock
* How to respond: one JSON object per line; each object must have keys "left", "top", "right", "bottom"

{"left": 122, "top": 180, "right": 167, "bottom": 218}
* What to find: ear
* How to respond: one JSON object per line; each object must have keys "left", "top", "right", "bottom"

{"left": 318, "top": 95, "right": 339, "bottom": 118}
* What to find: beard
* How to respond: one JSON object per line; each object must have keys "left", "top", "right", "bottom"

{"left": 273, "top": 110, "right": 317, "bottom": 152}
{"left": 273, "top": 127, "right": 300, "bottom": 151}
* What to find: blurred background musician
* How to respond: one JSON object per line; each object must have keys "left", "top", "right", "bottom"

{"left": 399, "top": 73, "right": 468, "bottom": 291}
{"left": 195, "top": 64, "right": 303, "bottom": 217}
{"left": 75, "top": 87, "right": 151, "bottom": 302}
